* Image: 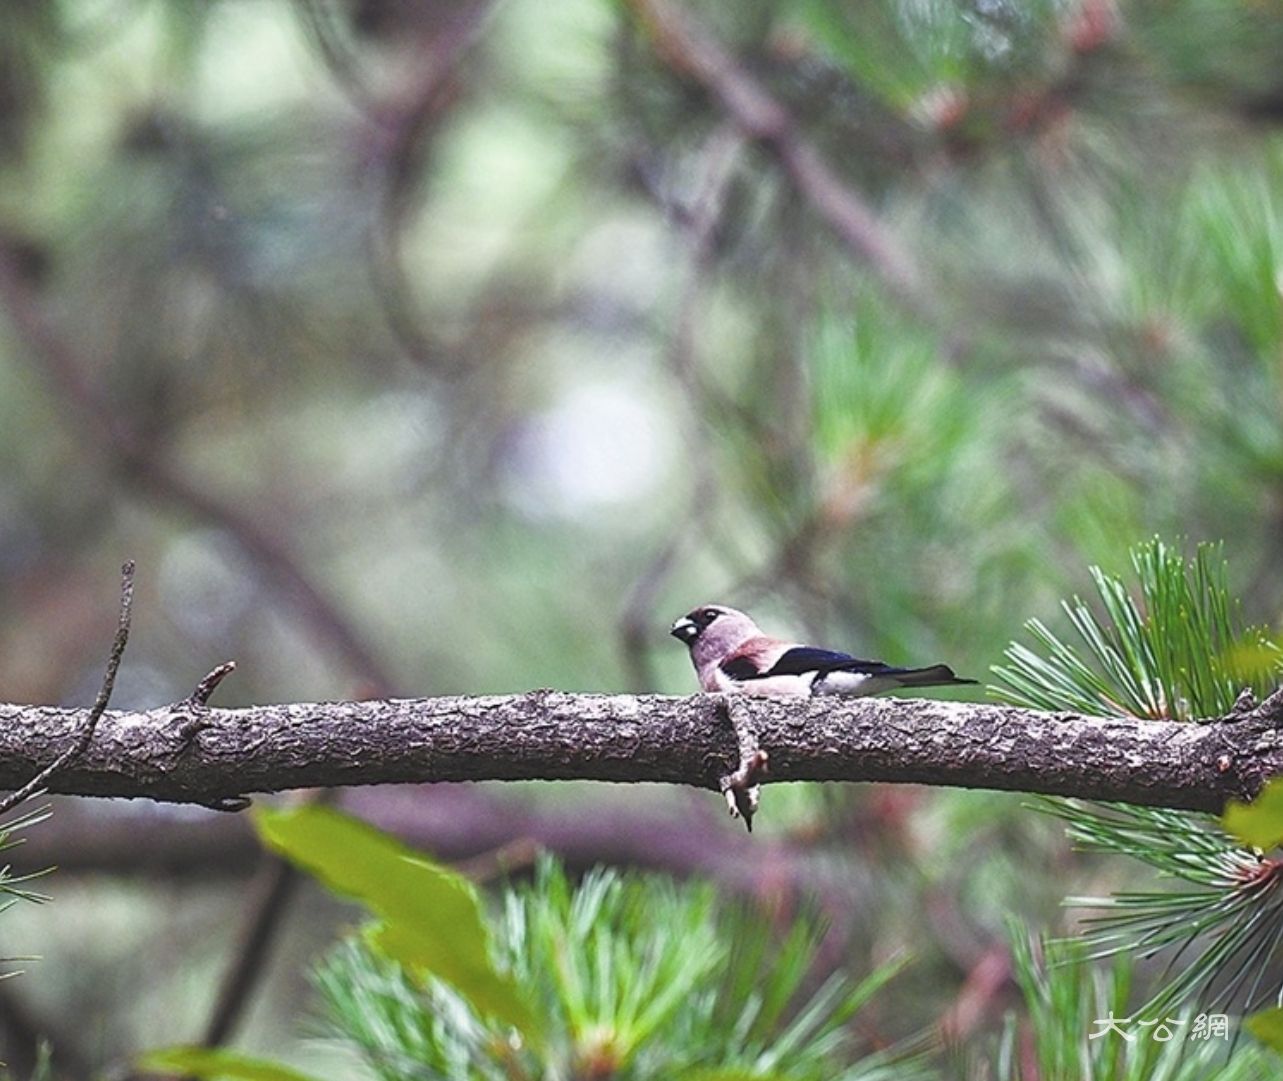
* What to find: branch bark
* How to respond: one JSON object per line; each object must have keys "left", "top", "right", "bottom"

{"left": 2, "top": 690, "right": 1281, "bottom": 813}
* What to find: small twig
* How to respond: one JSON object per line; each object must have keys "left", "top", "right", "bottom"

{"left": 188, "top": 661, "right": 237, "bottom": 708}
{"left": 195, "top": 854, "right": 303, "bottom": 1051}
{"left": 191, "top": 789, "right": 332, "bottom": 1071}
{"left": 147, "top": 663, "right": 248, "bottom": 813}
{"left": 722, "top": 748, "right": 770, "bottom": 832}
{"left": 0, "top": 560, "right": 134, "bottom": 818}
{"left": 1227, "top": 687, "right": 1259, "bottom": 721}
{"left": 718, "top": 696, "right": 770, "bottom": 832}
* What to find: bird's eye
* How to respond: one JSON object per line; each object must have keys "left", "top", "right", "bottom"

{"left": 700, "top": 608, "right": 719, "bottom": 624}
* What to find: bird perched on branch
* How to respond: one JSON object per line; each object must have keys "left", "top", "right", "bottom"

{"left": 670, "top": 604, "right": 977, "bottom": 697}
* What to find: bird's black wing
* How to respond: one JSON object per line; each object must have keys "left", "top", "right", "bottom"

{"left": 721, "top": 656, "right": 763, "bottom": 681}
{"left": 761, "top": 647, "right": 899, "bottom": 677}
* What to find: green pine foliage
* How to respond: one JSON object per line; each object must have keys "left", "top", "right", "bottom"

{"left": 312, "top": 858, "right": 927, "bottom": 1081}
{"left": 0, "top": 806, "right": 51, "bottom": 1081}
{"left": 1039, "top": 800, "right": 1283, "bottom": 1022}
{"left": 992, "top": 539, "right": 1280, "bottom": 718}
{"left": 154, "top": 807, "right": 931, "bottom": 1080}
{"left": 993, "top": 539, "right": 1283, "bottom": 1031}
{"left": 0, "top": 805, "right": 51, "bottom": 978}
{"left": 990, "top": 930, "right": 1274, "bottom": 1081}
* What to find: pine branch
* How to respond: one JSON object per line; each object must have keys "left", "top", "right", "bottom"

{"left": 623, "top": 0, "right": 935, "bottom": 321}
{"left": 1, "top": 688, "right": 1281, "bottom": 811}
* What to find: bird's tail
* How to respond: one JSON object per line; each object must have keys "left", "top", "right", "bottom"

{"left": 894, "top": 664, "right": 978, "bottom": 689}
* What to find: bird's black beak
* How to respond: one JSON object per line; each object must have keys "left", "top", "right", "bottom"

{"left": 670, "top": 617, "right": 698, "bottom": 644}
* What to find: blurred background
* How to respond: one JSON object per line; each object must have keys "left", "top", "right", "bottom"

{"left": 3, "top": 0, "right": 1283, "bottom": 1075}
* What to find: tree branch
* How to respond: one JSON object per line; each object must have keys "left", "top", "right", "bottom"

{"left": 624, "top": 0, "right": 933, "bottom": 320}
{"left": 617, "top": 124, "right": 741, "bottom": 695}
{"left": 1, "top": 691, "right": 1280, "bottom": 813}
{"left": 9, "top": 788, "right": 796, "bottom": 891}
{"left": 0, "top": 247, "right": 397, "bottom": 693}
{"left": 197, "top": 852, "right": 302, "bottom": 1049}
{"left": 0, "top": 560, "right": 134, "bottom": 818}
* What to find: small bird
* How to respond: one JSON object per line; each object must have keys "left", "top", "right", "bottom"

{"left": 670, "top": 604, "right": 977, "bottom": 697}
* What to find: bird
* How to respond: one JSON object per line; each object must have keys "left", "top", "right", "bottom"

{"left": 670, "top": 604, "right": 978, "bottom": 697}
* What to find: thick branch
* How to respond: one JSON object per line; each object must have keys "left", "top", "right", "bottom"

{"left": 1, "top": 692, "right": 1280, "bottom": 812}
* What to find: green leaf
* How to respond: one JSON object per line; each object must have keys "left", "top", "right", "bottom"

{"left": 138, "top": 1047, "right": 323, "bottom": 1081}
{"left": 1224, "top": 777, "right": 1283, "bottom": 851}
{"left": 1246, "top": 1006, "right": 1283, "bottom": 1051}
{"left": 254, "top": 805, "right": 534, "bottom": 1035}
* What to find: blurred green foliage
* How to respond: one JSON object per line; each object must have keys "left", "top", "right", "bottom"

{"left": 313, "top": 859, "right": 924, "bottom": 1081}
{"left": 1000, "top": 932, "right": 1273, "bottom": 1081}
{"left": 139, "top": 1047, "right": 321, "bottom": 1081}
{"left": 256, "top": 804, "right": 534, "bottom": 1035}
{"left": 153, "top": 805, "right": 1283, "bottom": 1079}
{"left": 155, "top": 814, "right": 924, "bottom": 1081}
{"left": 1225, "top": 778, "right": 1283, "bottom": 852}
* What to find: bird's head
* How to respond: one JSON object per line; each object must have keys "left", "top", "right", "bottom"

{"left": 670, "top": 604, "right": 760, "bottom": 665}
